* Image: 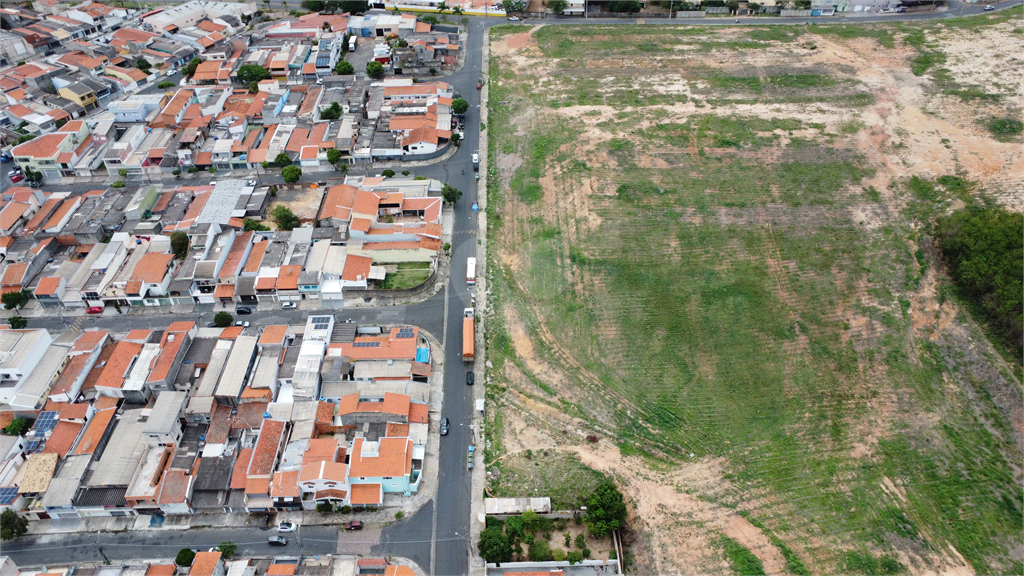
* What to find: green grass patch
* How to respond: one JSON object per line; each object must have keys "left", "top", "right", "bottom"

{"left": 911, "top": 51, "right": 947, "bottom": 76}
{"left": 378, "top": 268, "right": 430, "bottom": 290}
{"left": 720, "top": 536, "right": 765, "bottom": 575}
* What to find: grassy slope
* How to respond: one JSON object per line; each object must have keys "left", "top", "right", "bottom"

{"left": 485, "top": 15, "right": 1022, "bottom": 575}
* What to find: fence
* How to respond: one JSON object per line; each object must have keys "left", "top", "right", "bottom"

{"left": 780, "top": 8, "right": 814, "bottom": 15}
{"left": 675, "top": 10, "right": 706, "bottom": 17}
{"left": 343, "top": 266, "right": 439, "bottom": 300}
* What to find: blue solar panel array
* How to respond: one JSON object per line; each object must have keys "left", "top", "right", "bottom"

{"left": 25, "top": 440, "right": 42, "bottom": 453}
{"left": 352, "top": 341, "right": 381, "bottom": 348}
{"left": 396, "top": 328, "right": 415, "bottom": 339}
{"left": 316, "top": 54, "right": 331, "bottom": 67}
{"left": 0, "top": 487, "right": 18, "bottom": 505}
{"left": 31, "top": 411, "right": 59, "bottom": 433}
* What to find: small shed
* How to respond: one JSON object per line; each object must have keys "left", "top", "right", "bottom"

{"left": 476, "top": 398, "right": 484, "bottom": 415}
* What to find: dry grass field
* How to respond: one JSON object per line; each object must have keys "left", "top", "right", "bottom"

{"left": 482, "top": 13, "right": 1023, "bottom": 576}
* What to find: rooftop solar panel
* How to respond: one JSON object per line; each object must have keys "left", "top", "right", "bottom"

{"left": 352, "top": 341, "right": 381, "bottom": 348}
{"left": 25, "top": 440, "right": 41, "bottom": 453}
{"left": 0, "top": 487, "right": 18, "bottom": 505}
{"left": 396, "top": 328, "right": 414, "bottom": 339}
{"left": 31, "top": 411, "right": 59, "bottom": 433}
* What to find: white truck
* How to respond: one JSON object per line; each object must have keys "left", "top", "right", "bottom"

{"left": 466, "top": 257, "right": 477, "bottom": 286}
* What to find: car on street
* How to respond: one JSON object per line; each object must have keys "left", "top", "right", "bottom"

{"left": 440, "top": 417, "right": 450, "bottom": 436}
{"left": 0, "top": 153, "right": 11, "bottom": 163}
{"left": 466, "top": 371, "right": 474, "bottom": 385}
{"left": 236, "top": 306, "right": 252, "bottom": 314}
{"left": 476, "top": 79, "right": 482, "bottom": 90}
{"left": 508, "top": 15, "right": 520, "bottom": 20}
{"left": 87, "top": 306, "right": 103, "bottom": 314}
{"left": 472, "top": 202, "right": 478, "bottom": 212}
{"left": 467, "top": 445, "right": 475, "bottom": 470}
{"left": 207, "top": 322, "right": 216, "bottom": 328}
{"left": 277, "top": 522, "right": 298, "bottom": 532}
{"left": 268, "top": 536, "right": 288, "bottom": 546}
{"left": 9, "top": 172, "right": 23, "bottom": 183}
{"left": 984, "top": 4, "right": 994, "bottom": 9}
{"left": 281, "top": 302, "right": 297, "bottom": 309}
{"left": 345, "top": 521, "right": 364, "bottom": 530}
{"left": 234, "top": 321, "right": 250, "bottom": 328}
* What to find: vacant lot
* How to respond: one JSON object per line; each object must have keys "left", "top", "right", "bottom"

{"left": 484, "top": 14, "right": 1022, "bottom": 576}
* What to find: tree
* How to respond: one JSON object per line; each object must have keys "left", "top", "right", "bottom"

{"left": 382, "top": 169, "right": 395, "bottom": 177}
{"left": 442, "top": 183, "right": 463, "bottom": 205}
{"left": 422, "top": 14, "right": 439, "bottom": 24}
{"left": 452, "top": 98, "right": 469, "bottom": 116}
{"left": 208, "top": 166, "right": 217, "bottom": 175}
{"left": 158, "top": 80, "right": 175, "bottom": 89}
{"left": 2, "top": 291, "right": 28, "bottom": 310}
{"left": 8, "top": 316, "right": 27, "bottom": 330}
{"left": 567, "top": 550, "right": 583, "bottom": 564}
{"left": 249, "top": 81, "right": 260, "bottom": 94}
{"left": 301, "top": 0, "right": 325, "bottom": 10}
{"left": 136, "top": 56, "right": 152, "bottom": 73}
{"left": 584, "top": 480, "right": 627, "bottom": 538}
{"left": 117, "top": 168, "right": 129, "bottom": 178}
{"left": 451, "top": 133, "right": 460, "bottom": 146}
{"left": 243, "top": 218, "right": 269, "bottom": 231}
{"left": 552, "top": 548, "right": 566, "bottom": 561}
{"left": 548, "top": 0, "right": 567, "bottom": 12}
{"left": 173, "top": 168, "right": 182, "bottom": 178}
{"left": 608, "top": 0, "right": 642, "bottom": 10}
{"left": 366, "top": 61, "right": 384, "bottom": 78}
{"left": 281, "top": 165, "right": 302, "bottom": 184}
{"left": 327, "top": 148, "right": 343, "bottom": 166}
{"left": 527, "top": 538, "right": 552, "bottom": 562}
{"left": 2, "top": 417, "right": 29, "bottom": 435}
{"left": 175, "top": 548, "right": 196, "bottom": 566}
{"left": 217, "top": 542, "right": 237, "bottom": 559}
{"left": 521, "top": 510, "right": 541, "bottom": 532}
{"left": 477, "top": 527, "right": 512, "bottom": 566}
{"left": 275, "top": 152, "right": 293, "bottom": 167}
{"left": 188, "top": 166, "right": 198, "bottom": 174}
{"left": 237, "top": 64, "right": 271, "bottom": 84}
{"left": 261, "top": 161, "right": 271, "bottom": 170}
{"left": 0, "top": 509, "right": 28, "bottom": 541}
{"left": 271, "top": 205, "right": 301, "bottom": 230}
{"left": 334, "top": 60, "right": 354, "bottom": 75}
{"left": 213, "top": 311, "right": 234, "bottom": 328}
{"left": 182, "top": 57, "right": 202, "bottom": 78}
{"left": 316, "top": 502, "right": 333, "bottom": 513}
{"left": 111, "top": 180, "right": 126, "bottom": 188}
{"left": 171, "top": 231, "right": 190, "bottom": 259}
{"left": 429, "top": 67, "right": 437, "bottom": 76}
{"left": 437, "top": 0, "right": 448, "bottom": 12}
{"left": 575, "top": 533, "right": 586, "bottom": 549}
{"left": 452, "top": 6, "right": 464, "bottom": 15}
{"left": 320, "top": 102, "right": 342, "bottom": 120}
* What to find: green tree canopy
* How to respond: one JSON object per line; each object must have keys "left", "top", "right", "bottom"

{"left": 527, "top": 538, "right": 552, "bottom": 562}
{"left": 275, "top": 152, "right": 293, "bottom": 167}
{"left": 271, "top": 205, "right": 301, "bottom": 229}
{"left": 327, "top": 148, "right": 343, "bottom": 166}
{"left": 249, "top": 81, "right": 260, "bottom": 94}
{"left": 442, "top": 184, "right": 463, "bottom": 205}
{"left": 0, "top": 509, "right": 28, "bottom": 541}
{"left": 1, "top": 291, "right": 28, "bottom": 311}
{"left": 2, "top": 417, "right": 29, "bottom": 436}
{"left": 334, "top": 60, "right": 354, "bottom": 75}
{"left": 7, "top": 316, "right": 26, "bottom": 330}
{"left": 213, "top": 311, "right": 233, "bottom": 328}
{"left": 477, "top": 526, "right": 513, "bottom": 565}
{"left": 320, "top": 102, "right": 342, "bottom": 120}
{"left": 936, "top": 206, "right": 1023, "bottom": 353}
{"left": 136, "top": 56, "right": 151, "bottom": 72}
{"left": 366, "top": 61, "right": 385, "bottom": 78}
{"left": 182, "top": 57, "right": 202, "bottom": 77}
{"left": 452, "top": 98, "right": 469, "bottom": 115}
{"left": 301, "top": 0, "right": 326, "bottom": 10}
{"left": 175, "top": 548, "right": 196, "bottom": 566}
{"left": 584, "top": 480, "right": 627, "bottom": 538}
{"left": 281, "top": 165, "right": 303, "bottom": 184}
{"left": 158, "top": 81, "right": 175, "bottom": 89}
{"left": 237, "top": 64, "right": 271, "bottom": 84}
{"left": 170, "top": 231, "right": 190, "bottom": 259}
{"left": 217, "top": 542, "right": 237, "bottom": 559}
{"left": 548, "top": 0, "right": 567, "bottom": 12}
{"left": 243, "top": 218, "right": 270, "bottom": 232}
{"left": 382, "top": 169, "right": 395, "bottom": 178}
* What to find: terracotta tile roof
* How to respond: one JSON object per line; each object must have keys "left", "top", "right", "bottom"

{"left": 266, "top": 565, "right": 295, "bottom": 576}
{"left": 219, "top": 231, "right": 252, "bottom": 279}
{"left": 302, "top": 438, "right": 339, "bottom": 465}
{"left": 230, "top": 402, "right": 268, "bottom": 431}
{"left": 219, "top": 326, "right": 243, "bottom": 340}
{"left": 130, "top": 252, "right": 174, "bottom": 283}
{"left": 41, "top": 420, "right": 82, "bottom": 457}
{"left": 229, "top": 448, "right": 254, "bottom": 489}
{"left": 385, "top": 422, "right": 409, "bottom": 438}
{"left": 315, "top": 401, "right": 335, "bottom": 425}
{"left": 147, "top": 328, "right": 189, "bottom": 385}
{"left": 352, "top": 190, "right": 380, "bottom": 216}
{"left": 93, "top": 395, "right": 119, "bottom": 410}
{"left": 258, "top": 325, "right": 288, "bottom": 346}
{"left": 240, "top": 386, "right": 272, "bottom": 401}
{"left": 112, "top": 28, "right": 158, "bottom": 43}
{"left": 349, "top": 482, "right": 382, "bottom": 505}
{"left": 24, "top": 197, "right": 61, "bottom": 232}
{"left": 341, "top": 254, "right": 372, "bottom": 282}
{"left": 348, "top": 437, "right": 412, "bottom": 479}
{"left": 59, "top": 402, "right": 89, "bottom": 420}
{"left": 318, "top": 184, "right": 358, "bottom": 222}
{"left": 277, "top": 265, "right": 300, "bottom": 290}
{"left": 95, "top": 341, "right": 143, "bottom": 390}
{"left": 357, "top": 559, "right": 386, "bottom": 567}
{"left": 0, "top": 203, "right": 31, "bottom": 232}
{"left": 333, "top": 327, "right": 418, "bottom": 361}
{"left": 188, "top": 551, "right": 221, "bottom": 576}
{"left": 384, "top": 567, "right": 416, "bottom": 576}
{"left": 44, "top": 197, "right": 80, "bottom": 230}
{"left": 270, "top": 470, "right": 300, "bottom": 498}
{"left": 247, "top": 419, "right": 285, "bottom": 477}
{"left": 408, "top": 402, "right": 428, "bottom": 424}
{"left": 146, "top": 565, "right": 177, "bottom": 576}
{"left": 244, "top": 476, "right": 270, "bottom": 495}
{"left": 300, "top": 145, "right": 318, "bottom": 160}
{"left": 214, "top": 284, "right": 234, "bottom": 298}
{"left": 349, "top": 217, "right": 371, "bottom": 233}
{"left": 79, "top": 343, "right": 115, "bottom": 394}
{"left": 196, "top": 20, "right": 227, "bottom": 33}
{"left": 73, "top": 407, "right": 116, "bottom": 455}
{"left": 35, "top": 276, "right": 62, "bottom": 296}
{"left": 13, "top": 133, "right": 71, "bottom": 160}
{"left": 286, "top": 128, "right": 309, "bottom": 153}
{"left": 206, "top": 405, "right": 231, "bottom": 444}
{"left": 73, "top": 330, "right": 108, "bottom": 352}
{"left": 125, "top": 329, "right": 153, "bottom": 343}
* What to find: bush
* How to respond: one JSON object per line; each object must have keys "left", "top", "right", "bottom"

{"left": 7, "top": 317, "right": 26, "bottom": 330}
{"left": 552, "top": 548, "right": 566, "bottom": 562}
{"left": 317, "top": 502, "right": 333, "bottom": 513}
{"left": 382, "top": 169, "right": 395, "bottom": 177}
{"left": 486, "top": 516, "right": 502, "bottom": 530}
{"left": 217, "top": 541, "right": 236, "bottom": 559}
{"left": 172, "top": 168, "right": 182, "bottom": 177}
{"left": 564, "top": 533, "right": 572, "bottom": 547}
{"left": 504, "top": 515, "right": 524, "bottom": 542}
{"left": 171, "top": 231, "right": 189, "bottom": 259}
{"left": 395, "top": 510, "right": 404, "bottom": 520}
{"left": 175, "top": 548, "right": 196, "bottom": 566}
{"left": 582, "top": 548, "right": 591, "bottom": 559}
{"left": 0, "top": 509, "right": 28, "bottom": 541}
{"left": 527, "top": 538, "right": 552, "bottom": 562}
{"left": 271, "top": 205, "right": 301, "bottom": 230}
{"left": 243, "top": 218, "right": 270, "bottom": 232}
{"left": 188, "top": 166, "right": 198, "bottom": 173}
{"left": 158, "top": 81, "right": 175, "bottom": 89}
{"left": 111, "top": 180, "right": 126, "bottom": 188}
{"left": 341, "top": 505, "right": 352, "bottom": 514}
{"left": 402, "top": 170, "right": 410, "bottom": 176}
{"left": 575, "top": 533, "right": 586, "bottom": 549}
{"left": 2, "top": 418, "right": 29, "bottom": 436}
{"left": 988, "top": 117, "right": 1023, "bottom": 137}
{"left": 567, "top": 550, "right": 583, "bottom": 564}
{"left": 429, "top": 67, "right": 437, "bottom": 75}
{"left": 213, "top": 311, "right": 233, "bottom": 328}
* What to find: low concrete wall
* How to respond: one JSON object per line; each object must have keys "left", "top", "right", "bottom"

{"left": 344, "top": 266, "right": 439, "bottom": 300}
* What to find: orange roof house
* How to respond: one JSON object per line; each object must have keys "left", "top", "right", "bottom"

{"left": 72, "top": 407, "right": 116, "bottom": 455}
{"left": 247, "top": 419, "right": 286, "bottom": 478}
{"left": 188, "top": 551, "right": 222, "bottom": 576}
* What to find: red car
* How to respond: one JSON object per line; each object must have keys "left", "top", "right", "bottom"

{"left": 87, "top": 306, "right": 103, "bottom": 314}
{"left": 344, "top": 521, "right": 363, "bottom": 530}
{"left": 9, "top": 172, "right": 23, "bottom": 183}
{"left": 476, "top": 79, "right": 482, "bottom": 90}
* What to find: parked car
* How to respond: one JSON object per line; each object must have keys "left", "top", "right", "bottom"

{"left": 466, "top": 371, "right": 474, "bottom": 386}
{"left": 476, "top": 79, "right": 482, "bottom": 90}
{"left": 281, "top": 302, "right": 297, "bottom": 310}
{"left": 467, "top": 445, "right": 475, "bottom": 470}
{"left": 86, "top": 306, "right": 103, "bottom": 314}
{"left": 9, "top": 172, "right": 23, "bottom": 183}
{"left": 268, "top": 536, "right": 288, "bottom": 546}
{"left": 508, "top": 15, "right": 520, "bottom": 21}
{"left": 345, "top": 521, "right": 363, "bottom": 530}
{"left": 234, "top": 321, "right": 251, "bottom": 328}
{"left": 207, "top": 322, "right": 216, "bottom": 328}
{"left": 984, "top": 4, "right": 994, "bottom": 9}
{"left": 236, "top": 306, "right": 252, "bottom": 314}
{"left": 0, "top": 153, "right": 11, "bottom": 163}
{"left": 440, "top": 417, "right": 450, "bottom": 436}
{"left": 277, "top": 522, "right": 298, "bottom": 532}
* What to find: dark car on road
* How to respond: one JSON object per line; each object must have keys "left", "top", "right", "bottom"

{"left": 236, "top": 306, "right": 252, "bottom": 314}
{"left": 345, "top": 521, "right": 363, "bottom": 530}
{"left": 466, "top": 371, "right": 474, "bottom": 385}
{"left": 440, "top": 417, "right": 450, "bottom": 436}
{"left": 268, "top": 536, "right": 287, "bottom": 546}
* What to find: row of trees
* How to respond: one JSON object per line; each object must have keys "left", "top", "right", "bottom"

{"left": 298, "top": 0, "right": 368, "bottom": 13}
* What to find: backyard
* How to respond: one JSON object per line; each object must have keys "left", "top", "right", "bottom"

{"left": 484, "top": 13, "right": 1023, "bottom": 576}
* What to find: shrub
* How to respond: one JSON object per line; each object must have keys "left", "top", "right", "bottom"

{"left": 988, "top": 117, "right": 1023, "bottom": 137}
{"left": 341, "top": 505, "right": 352, "bottom": 514}
{"left": 271, "top": 205, "right": 301, "bottom": 230}
{"left": 552, "top": 548, "right": 566, "bottom": 562}
{"left": 582, "top": 548, "right": 591, "bottom": 559}
{"left": 395, "top": 510, "right": 404, "bottom": 520}
{"left": 316, "top": 502, "right": 333, "bottom": 513}
{"left": 6, "top": 317, "right": 26, "bottom": 330}
{"left": 429, "top": 67, "right": 437, "bottom": 75}
{"left": 172, "top": 168, "right": 182, "bottom": 177}
{"left": 402, "top": 170, "right": 410, "bottom": 176}
{"left": 217, "top": 542, "right": 236, "bottom": 559}
{"left": 543, "top": 532, "right": 551, "bottom": 540}
{"left": 382, "top": 169, "right": 395, "bottom": 177}
{"left": 527, "top": 538, "right": 552, "bottom": 562}
{"left": 575, "top": 533, "right": 586, "bottom": 549}
{"left": 567, "top": 550, "right": 583, "bottom": 564}
{"left": 111, "top": 180, "right": 126, "bottom": 188}
{"left": 171, "top": 231, "right": 189, "bottom": 259}
{"left": 158, "top": 81, "right": 175, "bottom": 89}
{"left": 2, "top": 418, "right": 29, "bottom": 436}
{"left": 564, "top": 533, "right": 572, "bottom": 547}
{"left": 188, "top": 166, "right": 198, "bottom": 173}
{"left": 213, "top": 311, "right": 233, "bottom": 328}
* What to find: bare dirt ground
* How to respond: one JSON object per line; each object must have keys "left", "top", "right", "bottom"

{"left": 487, "top": 18, "right": 1023, "bottom": 576}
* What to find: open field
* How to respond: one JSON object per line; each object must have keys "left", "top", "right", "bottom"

{"left": 484, "top": 13, "right": 1023, "bottom": 575}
